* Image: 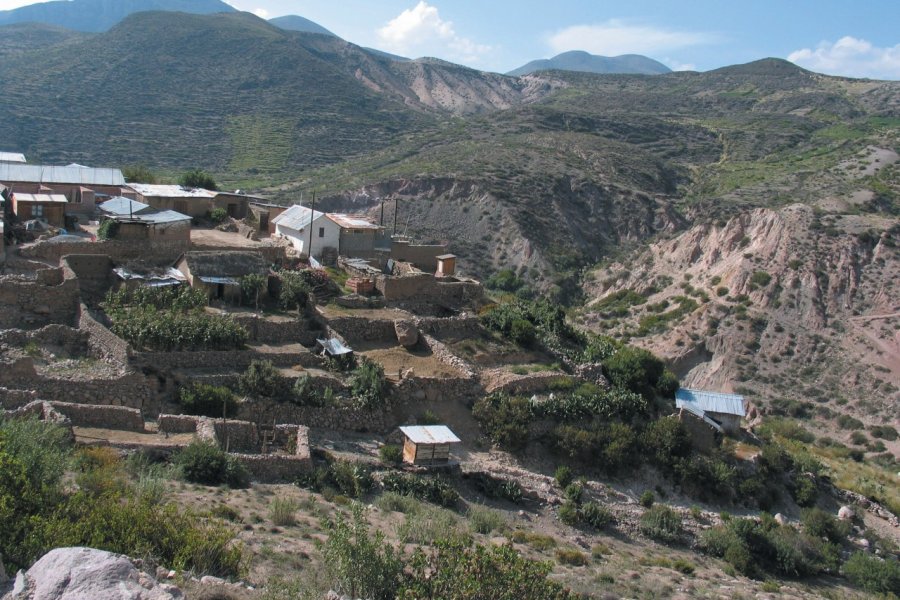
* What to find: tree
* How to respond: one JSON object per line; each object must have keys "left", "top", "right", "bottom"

{"left": 179, "top": 169, "right": 217, "bottom": 191}
{"left": 238, "top": 359, "right": 280, "bottom": 399}
{"left": 240, "top": 273, "right": 267, "bottom": 310}
{"left": 603, "top": 346, "right": 666, "bottom": 400}
{"left": 121, "top": 165, "right": 157, "bottom": 184}
{"left": 278, "top": 271, "right": 311, "bottom": 315}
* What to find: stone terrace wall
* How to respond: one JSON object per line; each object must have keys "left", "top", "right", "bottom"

{"left": 0, "top": 269, "right": 79, "bottom": 329}
{"left": 19, "top": 239, "right": 189, "bottom": 266}
{"left": 326, "top": 317, "right": 397, "bottom": 343}
{"left": 483, "top": 370, "right": 573, "bottom": 395}
{"left": 233, "top": 452, "right": 313, "bottom": 482}
{"left": 234, "top": 400, "right": 394, "bottom": 433}
{"left": 213, "top": 419, "right": 258, "bottom": 453}
{"left": 132, "top": 347, "right": 324, "bottom": 372}
{"left": 0, "top": 325, "right": 88, "bottom": 355}
{"left": 77, "top": 304, "right": 132, "bottom": 365}
{"left": 0, "top": 388, "right": 39, "bottom": 410}
{"left": 4, "top": 373, "right": 154, "bottom": 410}
{"left": 232, "top": 314, "right": 320, "bottom": 345}
{"left": 415, "top": 315, "right": 481, "bottom": 340}
{"left": 49, "top": 401, "right": 145, "bottom": 432}
{"left": 158, "top": 414, "right": 200, "bottom": 434}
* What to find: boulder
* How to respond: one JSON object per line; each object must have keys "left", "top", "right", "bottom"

{"left": 394, "top": 320, "right": 419, "bottom": 348}
{"left": 3, "top": 547, "right": 182, "bottom": 600}
{"left": 838, "top": 505, "right": 855, "bottom": 521}
{"left": 774, "top": 513, "right": 787, "bottom": 526}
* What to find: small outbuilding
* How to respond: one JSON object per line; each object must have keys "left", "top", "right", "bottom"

{"left": 10, "top": 193, "right": 67, "bottom": 227}
{"left": 399, "top": 425, "right": 461, "bottom": 466}
{"left": 675, "top": 388, "right": 746, "bottom": 435}
{"left": 175, "top": 250, "right": 268, "bottom": 302}
{"left": 271, "top": 204, "right": 339, "bottom": 259}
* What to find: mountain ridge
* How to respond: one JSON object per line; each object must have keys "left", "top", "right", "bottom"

{"left": 507, "top": 50, "right": 672, "bottom": 76}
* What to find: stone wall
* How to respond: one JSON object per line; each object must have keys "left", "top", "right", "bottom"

{"left": 2, "top": 372, "right": 154, "bottom": 410}
{"left": 485, "top": 371, "right": 573, "bottom": 395}
{"left": 19, "top": 238, "right": 190, "bottom": 266}
{"left": 0, "top": 270, "right": 79, "bottom": 329}
{"left": 677, "top": 409, "right": 718, "bottom": 452}
{"left": 158, "top": 414, "right": 200, "bottom": 434}
{"left": 326, "top": 317, "right": 397, "bottom": 343}
{"left": 49, "top": 401, "right": 145, "bottom": 432}
{"left": 212, "top": 419, "right": 258, "bottom": 453}
{"left": 132, "top": 347, "right": 324, "bottom": 372}
{"left": 232, "top": 452, "right": 312, "bottom": 482}
{"left": 0, "top": 388, "right": 38, "bottom": 410}
{"left": 415, "top": 315, "right": 482, "bottom": 340}
{"left": 234, "top": 399, "right": 393, "bottom": 433}
{"left": 77, "top": 304, "right": 132, "bottom": 365}
{"left": 0, "top": 324, "right": 88, "bottom": 355}
{"left": 231, "top": 314, "right": 321, "bottom": 345}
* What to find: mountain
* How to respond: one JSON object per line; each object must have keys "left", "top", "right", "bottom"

{"left": 507, "top": 50, "right": 671, "bottom": 76}
{"left": 268, "top": 15, "right": 336, "bottom": 37}
{"left": 0, "top": 0, "right": 235, "bottom": 32}
{"left": 0, "top": 22, "right": 86, "bottom": 57}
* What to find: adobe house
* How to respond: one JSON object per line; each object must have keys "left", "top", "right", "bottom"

{"left": 0, "top": 163, "right": 130, "bottom": 220}
{"left": 248, "top": 201, "right": 288, "bottom": 235}
{"left": 399, "top": 425, "right": 461, "bottom": 466}
{"left": 10, "top": 193, "right": 67, "bottom": 227}
{"left": 175, "top": 250, "right": 268, "bottom": 302}
{"left": 98, "top": 197, "right": 191, "bottom": 241}
{"left": 271, "top": 205, "right": 340, "bottom": 260}
{"left": 127, "top": 184, "right": 254, "bottom": 219}
{"left": 326, "top": 213, "right": 385, "bottom": 259}
{"left": 675, "top": 388, "right": 746, "bottom": 435}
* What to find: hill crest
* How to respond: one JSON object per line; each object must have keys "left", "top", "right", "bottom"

{"left": 507, "top": 50, "right": 671, "bottom": 76}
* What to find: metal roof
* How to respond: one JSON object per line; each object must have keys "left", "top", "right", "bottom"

{"left": 198, "top": 276, "right": 240, "bottom": 286}
{"left": 127, "top": 183, "right": 217, "bottom": 199}
{"left": 271, "top": 204, "right": 325, "bottom": 230}
{"left": 13, "top": 193, "right": 68, "bottom": 203}
{"left": 678, "top": 403, "right": 725, "bottom": 434}
{"left": 400, "top": 425, "right": 461, "bottom": 445}
{"left": 0, "top": 163, "right": 125, "bottom": 186}
{"left": 0, "top": 152, "right": 26, "bottom": 163}
{"left": 316, "top": 337, "right": 353, "bottom": 356}
{"left": 675, "top": 388, "right": 746, "bottom": 417}
{"left": 115, "top": 210, "right": 191, "bottom": 225}
{"left": 98, "top": 197, "right": 152, "bottom": 216}
{"left": 113, "top": 267, "right": 186, "bottom": 284}
{"left": 327, "top": 213, "right": 381, "bottom": 230}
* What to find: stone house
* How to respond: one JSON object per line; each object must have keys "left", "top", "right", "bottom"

{"left": 175, "top": 250, "right": 268, "bottom": 302}
{"left": 326, "top": 213, "right": 385, "bottom": 259}
{"left": 675, "top": 388, "right": 746, "bottom": 434}
{"left": 97, "top": 197, "right": 191, "bottom": 241}
{"left": 127, "top": 184, "right": 254, "bottom": 219}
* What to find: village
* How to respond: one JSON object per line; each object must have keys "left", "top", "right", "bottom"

{"left": 2, "top": 154, "right": 890, "bottom": 599}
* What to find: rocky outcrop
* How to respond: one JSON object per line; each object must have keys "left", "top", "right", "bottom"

{"left": 394, "top": 320, "right": 419, "bottom": 348}
{"left": 2, "top": 547, "right": 182, "bottom": 600}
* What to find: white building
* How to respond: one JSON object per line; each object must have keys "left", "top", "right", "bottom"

{"left": 271, "top": 205, "right": 340, "bottom": 259}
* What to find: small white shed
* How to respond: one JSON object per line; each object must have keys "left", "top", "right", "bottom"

{"left": 399, "top": 425, "right": 461, "bottom": 466}
{"left": 271, "top": 204, "right": 340, "bottom": 259}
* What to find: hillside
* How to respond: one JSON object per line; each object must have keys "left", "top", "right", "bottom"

{"left": 0, "top": 22, "right": 87, "bottom": 57}
{"left": 0, "top": 0, "right": 235, "bottom": 32}
{"left": 507, "top": 50, "right": 671, "bottom": 76}
{"left": 269, "top": 14, "right": 336, "bottom": 37}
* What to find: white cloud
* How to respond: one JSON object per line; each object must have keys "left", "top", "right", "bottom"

{"left": 547, "top": 19, "right": 718, "bottom": 56}
{"left": 664, "top": 59, "right": 696, "bottom": 72}
{"left": 788, "top": 36, "right": 900, "bottom": 79}
{"left": 252, "top": 7, "right": 269, "bottom": 18}
{"left": 377, "top": 1, "right": 491, "bottom": 64}
{"left": 0, "top": 0, "right": 43, "bottom": 9}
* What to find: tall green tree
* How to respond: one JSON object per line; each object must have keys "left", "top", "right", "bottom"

{"left": 179, "top": 169, "right": 217, "bottom": 191}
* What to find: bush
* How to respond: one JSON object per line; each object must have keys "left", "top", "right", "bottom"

{"left": 350, "top": 359, "right": 387, "bottom": 410}
{"left": 640, "top": 505, "right": 683, "bottom": 544}
{"left": 297, "top": 461, "right": 373, "bottom": 500}
{"left": 564, "top": 481, "right": 584, "bottom": 503}
{"left": 602, "top": 346, "right": 666, "bottom": 399}
{"left": 379, "top": 444, "right": 403, "bottom": 465}
{"left": 640, "top": 490, "right": 655, "bottom": 508}
{"left": 509, "top": 318, "right": 536, "bottom": 347}
{"left": 554, "top": 465, "right": 573, "bottom": 488}
{"left": 174, "top": 441, "right": 251, "bottom": 488}
{"left": 472, "top": 394, "right": 532, "bottom": 451}
{"left": 801, "top": 508, "right": 849, "bottom": 543}
{"left": 641, "top": 417, "right": 691, "bottom": 469}
{"left": 398, "top": 505, "right": 462, "bottom": 545}
{"left": 486, "top": 269, "right": 525, "bottom": 292}
{"left": 278, "top": 270, "right": 311, "bottom": 313}
{"left": 323, "top": 503, "right": 403, "bottom": 600}
{"left": 869, "top": 425, "right": 899, "bottom": 441}
{"left": 466, "top": 472, "right": 524, "bottom": 504}
{"left": 239, "top": 273, "right": 267, "bottom": 309}
{"left": 555, "top": 548, "right": 589, "bottom": 566}
{"left": 178, "top": 383, "right": 238, "bottom": 418}
{"left": 209, "top": 207, "right": 227, "bottom": 223}
{"left": 269, "top": 498, "right": 298, "bottom": 526}
{"left": 376, "top": 492, "right": 422, "bottom": 515}
{"left": 843, "top": 552, "right": 900, "bottom": 595}
{"left": 558, "top": 501, "right": 580, "bottom": 526}
{"left": 468, "top": 505, "right": 506, "bottom": 535}
{"left": 291, "top": 374, "right": 328, "bottom": 407}
{"left": 381, "top": 472, "right": 459, "bottom": 508}
{"left": 238, "top": 359, "right": 280, "bottom": 399}
{"left": 180, "top": 168, "right": 217, "bottom": 190}
{"left": 580, "top": 502, "right": 614, "bottom": 530}
{"left": 97, "top": 219, "right": 119, "bottom": 240}
{"left": 791, "top": 476, "right": 818, "bottom": 507}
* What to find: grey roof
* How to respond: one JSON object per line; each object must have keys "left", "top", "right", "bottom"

{"left": 678, "top": 403, "right": 725, "bottom": 434}
{"left": 675, "top": 388, "right": 746, "bottom": 417}
{"left": 0, "top": 152, "right": 26, "bottom": 163}
{"left": 0, "top": 163, "right": 125, "bottom": 186}
{"left": 271, "top": 204, "right": 325, "bottom": 231}
{"left": 115, "top": 210, "right": 191, "bottom": 225}
{"left": 317, "top": 338, "right": 353, "bottom": 356}
{"left": 181, "top": 251, "right": 268, "bottom": 278}
{"left": 127, "top": 183, "right": 216, "bottom": 199}
{"left": 198, "top": 276, "right": 240, "bottom": 286}
{"left": 12, "top": 193, "right": 68, "bottom": 203}
{"left": 98, "top": 197, "right": 152, "bottom": 216}
{"left": 400, "top": 425, "right": 461, "bottom": 445}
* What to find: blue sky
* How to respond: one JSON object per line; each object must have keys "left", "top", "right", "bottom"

{"left": 2, "top": 0, "right": 899, "bottom": 77}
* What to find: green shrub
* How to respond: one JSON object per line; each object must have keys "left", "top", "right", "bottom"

{"left": 381, "top": 472, "right": 459, "bottom": 508}
{"left": 751, "top": 271, "right": 772, "bottom": 287}
{"left": 511, "top": 530, "right": 558, "bottom": 552}
{"left": 97, "top": 219, "right": 120, "bottom": 240}
{"left": 379, "top": 444, "right": 403, "bottom": 465}
{"left": 297, "top": 461, "right": 373, "bottom": 500}
{"left": 174, "top": 441, "right": 251, "bottom": 488}
{"left": 791, "top": 476, "right": 818, "bottom": 507}
{"left": 376, "top": 492, "right": 422, "bottom": 515}
{"left": 509, "top": 318, "right": 536, "bottom": 347}
{"left": 350, "top": 359, "right": 387, "bottom": 410}
{"left": 239, "top": 273, "right": 267, "bottom": 309}
{"left": 641, "top": 417, "right": 691, "bottom": 469}
{"left": 238, "top": 359, "right": 280, "bottom": 399}
{"left": 801, "top": 508, "right": 850, "bottom": 543}
{"left": 640, "top": 490, "right": 655, "bottom": 508}
{"left": 554, "top": 465, "right": 573, "bottom": 488}
{"left": 104, "top": 285, "right": 208, "bottom": 312}
{"left": 564, "top": 481, "right": 584, "bottom": 504}
{"left": 178, "top": 383, "right": 238, "bottom": 418}
{"left": 580, "top": 502, "right": 614, "bottom": 530}
{"left": 180, "top": 169, "right": 217, "bottom": 190}
{"left": 323, "top": 503, "right": 402, "bottom": 600}
{"left": 869, "top": 425, "right": 899, "bottom": 441}
{"left": 581, "top": 335, "right": 621, "bottom": 362}
{"left": 843, "top": 552, "right": 900, "bottom": 595}
{"left": 465, "top": 472, "right": 524, "bottom": 504}
{"left": 640, "top": 505, "right": 683, "bottom": 544}
{"left": 398, "top": 506, "right": 462, "bottom": 544}
{"left": 603, "top": 346, "right": 666, "bottom": 399}
{"left": 486, "top": 269, "right": 525, "bottom": 292}
{"left": 555, "top": 548, "right": 589, "bottom": 566}
{"left": 716, "top": 286, "right": 729, "bottom": 296}
{"left": 472, "top": 394, "right": 532, "bottom": 451}
{"left": 209, "top": 207, "right": 227, "bottom": 223}
{"left": 291, "top": 374, "right": 328, "bottom": 407}
{"left": 268, "top": 498, "right": 298, "bottom": 526}
{"left": 278, "top": 270, "right": 311, "bottom": 313}
{"left": 210, "top": 504, "right": 241, "bottom": 522}
{"left": 468, "top": 505, "right": 507, "bottom": 535}
{"left": 558, "top": 501, "right": 580, "bottom": 526}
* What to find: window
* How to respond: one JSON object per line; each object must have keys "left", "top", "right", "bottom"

{"left": 318, "top": 227, "right": 325, "bottom": 238}
{"left": 32, "top": 205, "right": 44, "bottom": 217}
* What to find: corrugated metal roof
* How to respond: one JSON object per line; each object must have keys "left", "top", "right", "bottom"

{"left": 113, "top": 267, "right": 186, "bottom": 283}
{"left": 98, "top": 197, "right": 152, "bottom": 216}
{"left": 198, "top": 276, "right": 240, "bottom": 285}
{"left": 675, "top": 388, "right": 746, "bottom": 417}
{"left": 327, "top": 213, "right": 381, "bottom": 230}
{"left": 400, "top": 425, "right": 461, "bottom": 445}
{"left": 0, "top": 163, "right": 124, "bottom": 186}
{"left": 127, "top": 183, "right": 216, "bottom": 199}
{"left": 316, "top": 337, "right": 353, "bottom": 356}
{"left": 678, "top": 403, "right": 725, "bottom": 434}
{"left": 13, "top": 193, "right": 68, "bottom": 203}
{"left": 0, "top": 152, "right": 26, "bottom": 163}
{"left": 116, "top": 210, "right": 191, "bottom": 225}
{"left": 271, "top": 204, "right": 325, "bottom": 230}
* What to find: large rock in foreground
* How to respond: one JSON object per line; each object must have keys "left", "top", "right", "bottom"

{"left": 3, "top": 547, "right": 182, "bottom": 600}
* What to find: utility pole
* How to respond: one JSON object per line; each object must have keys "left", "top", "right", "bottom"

{"left": 307, "top": 190, "right": 316, "bottom": 261}
{"left": 379, "top": 198, "right": 384, "bottom": 226}
{"left": 393, "top": 198, "right": 399, "bottom": 237}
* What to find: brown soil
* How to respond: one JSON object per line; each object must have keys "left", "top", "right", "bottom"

{"left": 354, "top": 340, "right": 464, "bottom": 379}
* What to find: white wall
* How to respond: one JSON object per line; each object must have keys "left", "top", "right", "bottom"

{"left": 275, "top": 215, "right": 340, "bottom": 258}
